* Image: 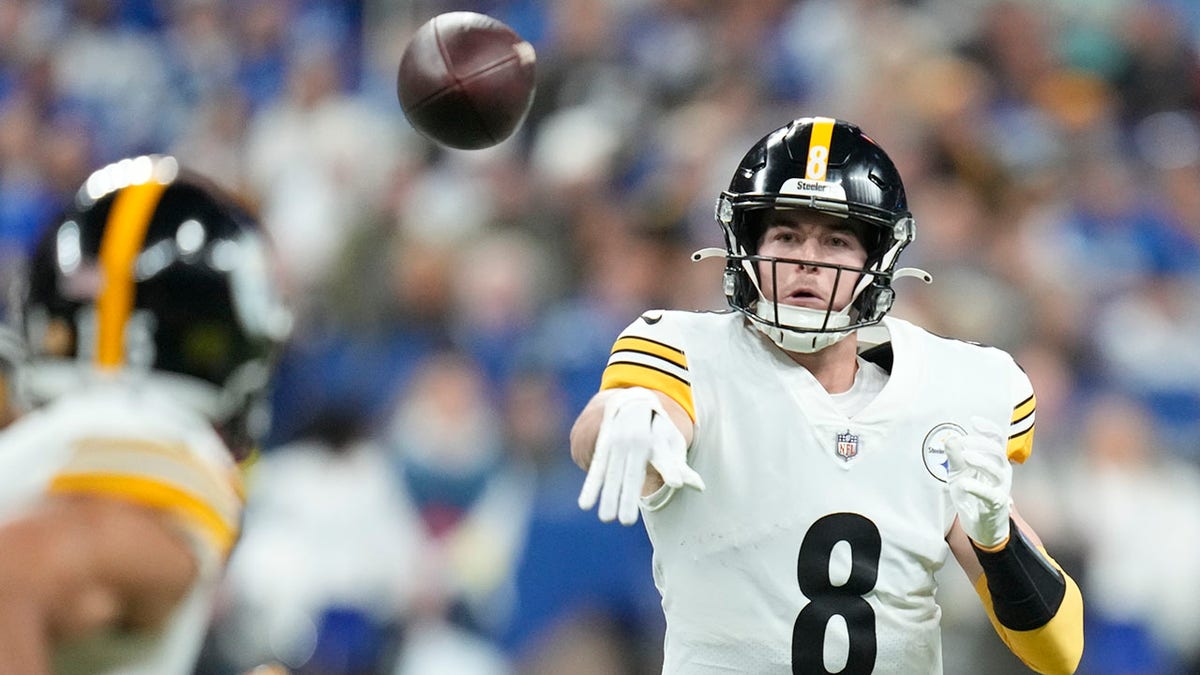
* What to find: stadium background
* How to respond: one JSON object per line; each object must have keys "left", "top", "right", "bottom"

{"left": 2, "top": 0, "right": 1199, "bottom": 673}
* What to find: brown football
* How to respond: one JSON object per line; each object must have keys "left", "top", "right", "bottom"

{"left": 397, "top": 12, "right": 537, "bottom": 150}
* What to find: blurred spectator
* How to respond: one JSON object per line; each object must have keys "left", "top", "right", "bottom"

{"left": 450, "top": 230, "right": 553, "bottom": 387}
{"left": 170, "top": 87, "right": 252, "bottom": 196}
{"left": 1113, "top": 1, "right": 1200, "bottom": 124}
{"left": 211, "top": 351, "right": 532, "bottom": 674}
{"left": 498, "top": 369, "right": 665, "bottom": 674}
{"left": 1091, "top": 275, "right": 1200, "bottom": 455}
{"left": 0, "top": 95, "right": 56, "bottom": 263}
{"left": 51, "top": 0, "right": 175, "bottom": 160}
{"left": 203, "top": 408, "right": 410, "bottom": 674}
{"left": 243, "top": 41, "right": 401, "bottom": 299}
{"left": 1061, "top": 393, "right": 1200, "bottom": 673}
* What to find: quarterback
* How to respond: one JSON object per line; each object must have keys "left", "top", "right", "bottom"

{"left": 571, "top": 118, "right": 1083, "bottom": 674}
{"left": 0, "top": 156, "right": 290, "bottom": 674}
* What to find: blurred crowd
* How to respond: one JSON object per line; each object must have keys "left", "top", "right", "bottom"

{"left": 3, "top": 0, "right": 1200, "bottom": 673}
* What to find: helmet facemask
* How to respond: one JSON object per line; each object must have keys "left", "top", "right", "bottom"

{"left": 718, "top": 203, "right": 914, "bottom": 353}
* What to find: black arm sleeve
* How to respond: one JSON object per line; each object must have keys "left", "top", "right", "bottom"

{"left": 973, "top": 519, "right": 1066, "bottom": 631}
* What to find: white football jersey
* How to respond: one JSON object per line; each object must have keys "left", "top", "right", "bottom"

{"left": 601, "top": 312, "right": 1036, "bottom": 674}
{"left": 0, "top": 382, "right": 243, "bottom": 675}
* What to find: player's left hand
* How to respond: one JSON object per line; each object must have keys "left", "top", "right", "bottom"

{"left": 577, "top": 387, "right": 705, "bottom": 526}
{"left": 944, "top": 417, "right": 1012, "bottom": 549}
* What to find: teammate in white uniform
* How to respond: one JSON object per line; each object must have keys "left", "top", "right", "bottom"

{"left": 0, "top": 155, "right": 291, "bottom": 674}
{"left": 571, "top": 118, "right": 1083, "bottom": 674}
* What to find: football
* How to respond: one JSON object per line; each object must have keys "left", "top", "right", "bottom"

{"left": 397, "top": 12, "right": 537, "bottom": 150}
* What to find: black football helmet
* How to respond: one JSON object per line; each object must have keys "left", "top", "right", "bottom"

{"left": 704, "top": 117, "right": 926, "bottom": 352}
{"left": 16, "top": 155, "right": 292, "bottom": 458}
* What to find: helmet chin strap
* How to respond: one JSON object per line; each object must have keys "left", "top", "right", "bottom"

{"left": 691, "top": 247, "right": 932, "bottom": 354}
{"left": 755, "top": 301, "right": 854, "bottom": 353}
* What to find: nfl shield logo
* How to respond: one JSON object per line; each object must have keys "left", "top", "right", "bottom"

{"left": 836, "top": 431, "right": 860, "bottom": 461}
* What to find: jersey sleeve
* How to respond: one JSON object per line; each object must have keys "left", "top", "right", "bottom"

{"left": 600, "top": 311, "right": 696, "bottom": 423}
{"left": 46, "top": 435, "right": 244, "bottom": 566}
{"left": 1006, "top": 358, "right": 1036, "bottom": 464}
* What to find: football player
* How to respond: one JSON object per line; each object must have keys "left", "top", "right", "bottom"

{"left": 0, "top": 155, "right": 291, "bottom": 674}
{"left": 571, "top": 118, "right": 1083, "bottom": 674}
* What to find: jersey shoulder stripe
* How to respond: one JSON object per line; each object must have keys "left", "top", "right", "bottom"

{"left": 47, "top": 436, "right": 243, "bottom": 558}
{"left": 612, "top": 335, "right": 687, "bottom": 369}
{"left": 600, "top": 313, "right": 696, "bottom": 422}
{"left": 1007, "top": 390, "right": 1036, "bottom": 463}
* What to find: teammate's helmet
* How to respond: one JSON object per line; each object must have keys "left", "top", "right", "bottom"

{"left": 715, "top": 117, "right": 918, "bottom": 352}
{"left": 16, "top": 155, "right": 292, "bottom": 457}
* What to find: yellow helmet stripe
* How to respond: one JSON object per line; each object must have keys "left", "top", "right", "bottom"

{"left": 805, "top": 117, "right": 836, "bottom": 181}
{"left": 96, "top": 182, "right": 167, "bottom": 368}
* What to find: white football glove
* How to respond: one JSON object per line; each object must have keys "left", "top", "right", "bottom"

{"left": 577, "top": 387, "right": 705, "bottom": 525}
{"left": 944, "top": 417, "right": 1013, "bottom": 549}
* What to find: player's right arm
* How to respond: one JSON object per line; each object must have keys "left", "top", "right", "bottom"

{"left": 0, "top": 494, "right": 198, "bottom": 675}
{"left": 572, "top": 312, "right": 704, "bottom": 525}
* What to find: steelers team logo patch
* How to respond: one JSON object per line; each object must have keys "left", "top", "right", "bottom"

{"left": 922, "top": 422, "right": 966, "bottom": 482}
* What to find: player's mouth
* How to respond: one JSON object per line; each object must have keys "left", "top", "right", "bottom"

{"left": 783, "top": 288, "right": 827, "bottom": 309}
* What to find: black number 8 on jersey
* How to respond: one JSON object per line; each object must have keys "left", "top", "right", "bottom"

{"left": 792, "top": 513, "right": 882, "bottom": 674}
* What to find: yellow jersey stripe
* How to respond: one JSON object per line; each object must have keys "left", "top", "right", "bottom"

{"left": 97, "top": 181, "right": 167, "bottom": 368}
{"left": 611, "top": 336, "right": 687, "bottom": 370}
{"left": 1007, "top": 424, "right": 1035, "bottom": 463}
{"left": 601, "top": 362, "right": 696, "bottom": 422}
{"left": 805, "top": 117, "right": 836, "bottom": 180}
{"left": 63, "top": 438, "right": 242, "bottom": 525}
{"left": 1011, "top": 393, "right": 1036, "bottom": 424}
{"left": 48, "top": 472, "right": 238, "bottom": 557}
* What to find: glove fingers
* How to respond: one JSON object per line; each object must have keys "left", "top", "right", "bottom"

{"left": 678, "top": 464, "right": 706, "bottom": 491}
{"left": 596, "top": 458, "right": 623, "bottom": 522}
{"left": 953, "top": 475, "right": 1007, "bottom": 504}
{"left": 578, "top": 419, "right": 612, "bottom": 510}
{"left": 649, "top": 413, "right": 686, "bottom": 488}
{"left": 649, "top": 457, "right": 707, "bottom": 493}
{"left": 961, "top": 446, "right": 1010, "bottom": 475}
{"left": 618, "top": 426, "right": 653, "bottom": 525}
{"left": 946, "top": 436, "right": 1010, "bottom": 477}
{"left": 598, "top": 436, "right": 632, "bottom": 522}
{"left": 943, "top": 434, "right": 965, "bottom": 471}
{"left": 579, "top": 395, "right": 626, "bottom": 510}
{"left": 601, "top": 407, "right": 651, "bottom": 524}
{"left": 649, "top": 411, "right": 706, "bottom": 493}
